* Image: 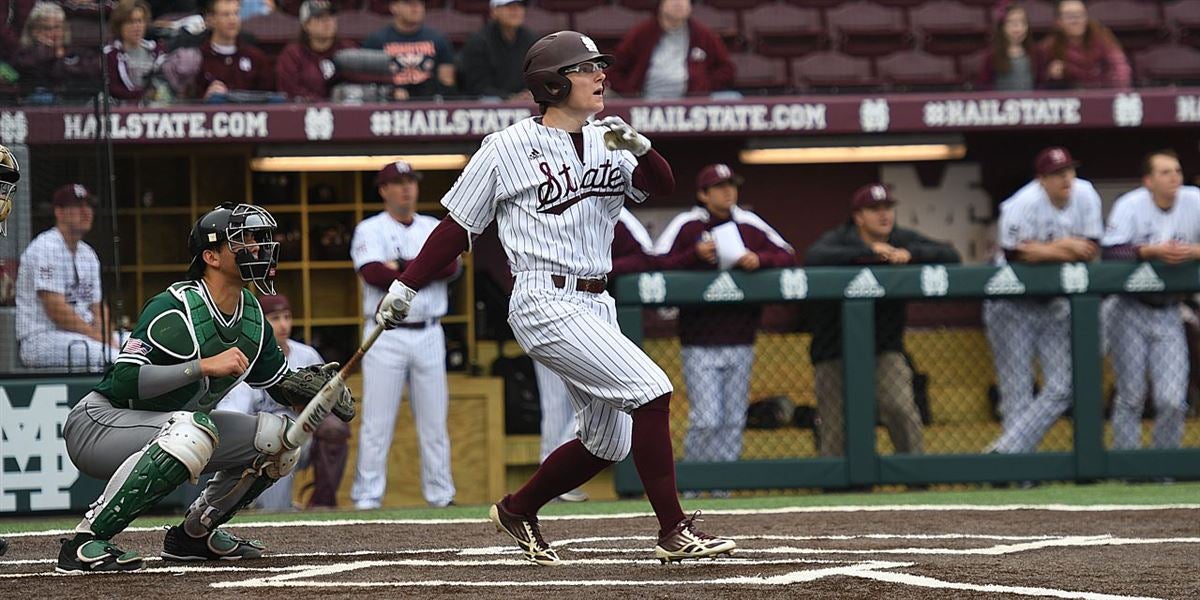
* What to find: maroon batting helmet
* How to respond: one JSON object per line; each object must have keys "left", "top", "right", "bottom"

{"left": 523, "top": 31, "right": 613, "bottom": 105}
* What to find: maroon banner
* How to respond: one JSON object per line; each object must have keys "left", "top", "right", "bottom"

{"left": 3, "top": 87, "right": 1197, "bottom": 146}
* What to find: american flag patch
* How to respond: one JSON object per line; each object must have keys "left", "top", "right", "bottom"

{"left": 122, "top": 338, "right": 152, "bottom": 356}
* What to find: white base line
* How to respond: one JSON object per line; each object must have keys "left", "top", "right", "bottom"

{"left": 6, "top": 503, "right": 1198, "bottom": 539}
{"left": 849, "top": 567, "right": 1162, "bottom": 600}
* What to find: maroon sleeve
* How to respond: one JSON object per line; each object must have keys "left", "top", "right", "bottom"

{"left": 106, "top": 48, "right": 142, "bottom": 100}
{"left": 702, "top": 23, "right": 734, "bottom": 91}
{"left": 397, "top": 216, "right": 471, "bottom": 290}
{"left": 608, "top": 21, "right": 651, "bottom": 95}
{"left": 658, "top": 220, "right": 711, "bottom": 271}
{"left": 1104, "top": 41, "right": 1132, "bottom": 87}
{"left": 251, "top": 45, "right": 275, "bottom": 91}
{"left": 741, "top": 225, "right": 794, "bottom": 267}
{"left": 275, "top": 44, "right": 308, "bottom": 99}
{"left": 975, "top": 49, "right": 995, "bottom": 88}
{"left": 359, "top": 261, "right": 404, "bottom": 290}
{"left": 631, "top": 148, "right": 673, "bottom": 197}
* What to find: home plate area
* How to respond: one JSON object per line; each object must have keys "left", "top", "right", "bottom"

{"left": 2, "top": 507, "right": 1197, "bottom": 599}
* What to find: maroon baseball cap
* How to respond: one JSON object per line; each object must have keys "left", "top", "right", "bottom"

{"left": 1034, "top": 146, "right": 1080, "bottom": 176}
{"left": 695, "top": 163, "right": 744, "bottom": 191}
{"left": 851, "top": 183, "right": 897, "bottom": 210}
{"left": 258, "top": 293, "right": 291, "bottom": 315}
{"left": 375, "top": 160, "right": 422, "bottom": 187}
{"left": 51, "top": 183, "right": 97, "bottom": 207}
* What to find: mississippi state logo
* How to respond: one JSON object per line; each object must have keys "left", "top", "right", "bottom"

{"left": 535, "top": 161, "right": 624, "bottom": 215}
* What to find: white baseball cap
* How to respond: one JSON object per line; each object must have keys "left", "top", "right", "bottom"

{"left": 490, "top": 0, "right": 524, "bottom": 7}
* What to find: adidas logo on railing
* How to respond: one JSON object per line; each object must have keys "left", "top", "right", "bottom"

{"left": 703, "top": 272, "right": 744, "bottom": 302}
{"left": 984, "top": 266, "right": 1026, "bottom": 295}
{"left": 1124, "top": 263, "right": 1165, "bottom": 292}
{"left": 844, "top": 269, "right": 885, "bottom": 298}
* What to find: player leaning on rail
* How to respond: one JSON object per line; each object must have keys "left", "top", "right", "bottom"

{"left": 54, "top": 202, "right": 355, "bottom": 573}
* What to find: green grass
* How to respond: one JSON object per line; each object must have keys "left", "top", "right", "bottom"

{"left": 2, "top": 481, "right": 1196, "bottom": 536}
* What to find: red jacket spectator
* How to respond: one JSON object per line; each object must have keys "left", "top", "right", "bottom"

{"left": 276, "top": 38, "right": 356, "bottom": 100}
{"left": 196, "top": 36, "right": 274, "bottom": 94}
{"left": 608, "top": 16, "right": 734, "bottom": 97}
{"left": 105, "top": 39, "right": 163, "bottom": 100}
{"left": 1038, "top": 1, "right": 1131, "bottom": 89}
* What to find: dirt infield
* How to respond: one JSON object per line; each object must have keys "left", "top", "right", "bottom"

{"left": 2, "top": 507, "right": 1198, "bottom": 599}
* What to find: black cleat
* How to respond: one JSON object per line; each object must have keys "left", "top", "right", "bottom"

{"left": 161, "top": 526, "right": 265, "bottom": 561}
{"left": 55, "top": 534, "right": 144, "bottom": 573}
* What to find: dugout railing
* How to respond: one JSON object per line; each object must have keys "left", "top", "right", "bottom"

{"left": 611, "top": 263, "right": 1200, "bottom": 494}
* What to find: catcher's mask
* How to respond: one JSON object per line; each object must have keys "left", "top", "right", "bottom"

{"left": 0, "top": 144, "right": 20, "bottom": 237}
{"left": 523, "top": 31, "right": 613, "bottom": 107}
{"left": 187, "top": 203, "right": 280, "bottom": 295}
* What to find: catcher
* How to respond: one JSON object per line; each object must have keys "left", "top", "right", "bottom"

{"left": 55, "top": 202, "right": 355, "bottom": 573}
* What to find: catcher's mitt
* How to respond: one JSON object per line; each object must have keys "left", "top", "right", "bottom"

{"left": 269, "top": 362, "right": 355, "bottom": 422}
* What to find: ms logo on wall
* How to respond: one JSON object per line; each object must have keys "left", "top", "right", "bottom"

{"left": 0, "top": 383, "right": 78, "bottom": 512}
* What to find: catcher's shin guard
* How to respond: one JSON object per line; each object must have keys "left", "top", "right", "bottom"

{"left": 80, "top": 412, "right": 217, "bottom": 539}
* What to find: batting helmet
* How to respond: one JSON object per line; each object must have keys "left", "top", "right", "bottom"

{"left": 523, "top": 31, "right": 613, "bottom": 105}
{"left": 0, "top": 144, "right": 20, "bottom": 237}
{"left": 187, "top": 202, "right": 281, "bottom": 295}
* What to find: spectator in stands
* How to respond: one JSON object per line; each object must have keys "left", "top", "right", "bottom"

{"left": 1039, "top": 0, "right": 1130, "bottom": 89}
{"left": 16, "top": 184, "right": 118, "bottom": 371}
{"left": 275, "top": 0, "right": 357, "bottom": 16}
{"left": 805, "top": 184, "right": 960, "bottom": 458}
{"left": 457, "top": 0, "right": 536, "bottom": 100}
{"left": 654, "top": 164, "right": 794, "bottom": 466}
{"left": 363, "top": 0, "right": 454, "bottom": 100}
{"left": 276, "top": 0, "right": 357, "bottom": 100}
{"left": 193, "top": 0, "right": 274, "bottom": 99}
{"left": 11, "top": 1, "right": 98, "bottom": 96}
{"left": 217, "top": 293, "right": 351, "bottom": 510}
{"left": 608, "top": 0, "right": 734, "bottom": 99}
{"left": 977, "top": 1, "right": 1039, "bottom": 91}
{"left": 0, "top": 0, "right": 35, "bottom": 59}
{"left": 105, "top": 0, "right": 165, "bottom": 102}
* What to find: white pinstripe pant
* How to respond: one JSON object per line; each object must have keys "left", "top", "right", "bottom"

{"left": 1103, "top": 296, "right": 1189, "bottom": 450}
{"left": 508, "top": 272, "right": 673, "bottom": 462}
{"left": 681, "top": 345, "right": 754, "bottom": 462}
{"left": 534, "top": 361, "right": 575, "bottom": 462}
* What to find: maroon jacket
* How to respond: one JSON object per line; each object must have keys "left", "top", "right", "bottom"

{"left": 656, "top": 205, "right": 794, "bottom": 346}
{"left": 275, "top": 38, "right": 357, "bottom": 101}
{"left": 1038, "top": 32, "right": 1131, "bottom": 89}
{"left": 195, "top": 38, "right": 274, "bottom": 96}
{"left": 608, "top": 17, "right": 734, "bottom": 97}
{"left": 0, "top": 0, "right": 33, "bottom": 59}
{"left": 104, "top": 39, "right": 164, "bottom": 100}
{"left": 11, "top": 43, "right": 98, "bottom": 90}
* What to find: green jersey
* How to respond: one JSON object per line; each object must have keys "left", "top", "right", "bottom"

{"left": 94, "top": 280, "right": 288, "bottom": 413}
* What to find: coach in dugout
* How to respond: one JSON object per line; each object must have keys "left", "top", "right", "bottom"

{"left": 16, "top": 183, "right": 117, "bottom": 371}
{"left": 805, "top": 183, "right": 960, "bottom": 458}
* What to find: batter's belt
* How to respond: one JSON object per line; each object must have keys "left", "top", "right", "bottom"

{"left": 551, "top": 274, "right": 607, "bottom": 294}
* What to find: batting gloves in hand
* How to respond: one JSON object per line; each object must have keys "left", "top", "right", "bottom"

{"left": 308, "top": 362, "right": 356, "bottom": 422}
{"left": 595, "top": 115, "right": 651, "bottom": 157}
{"left": 376, "top": 280, "right": 418, "bottom": 329}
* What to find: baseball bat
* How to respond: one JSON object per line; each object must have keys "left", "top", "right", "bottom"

{"left": 283, "top": 324, "right": 385, "bottom": 449}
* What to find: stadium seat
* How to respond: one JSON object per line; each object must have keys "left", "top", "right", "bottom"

{"left": 423, "top": 8, "right": 484, "bottom": 46}
{"left": 337, "top": 10, "right": 392, "bottom": 44}
{"left": 452, "top": 0, "right": 491, "bottom": 14}
{"left": 703, "top": 0, "right": 772, "bottom": 12}
{"left": 539, "top": 0, "right": 607, "bottom": 13}
{"left": 1134, "top": 43, "right": 1200, "bottom": 85}
{"left": 242, "top": 12, "right": 301, "bottom": 53}
{"left": 783, "top": 0, "right": 846, "bottom": 8}
{"left": 523, "top": 6, "right": 571, "bottom": 35}
{"left": 744, "top": 3, "right": 824, "bottom": 58}
{"left": 1023, "top": 0, "right": 1057, "bottom": 36}
{"left": 730, "top": 52, "right": 789, "bottom": 92}
{"left": 877, "top": 49, "right": 966, "bottom": 90}
{"left": 1087, "top": 0, "right": 1169, "bottom": 52}
{"left": 691, "top": 4, "right": 742, "bottom": 51}
{"left": 573, "top": 6, "right": 646, "bottom": 53}
{"left": 827, "top": 1, "right": 912, "bottom": 57}
{"left": 617, "top": 0, "right": 659, "bottom": 11}
{"left": 68, "top": 16, "right": 105, "bottom": 50}
{"left": 910, "top": 0, "right": 989, "bottom": 57}
{"left": 1165, "top": 0, "right": 1200, "bottom": 49}
{"left": 792, "top": 50, "right": 880, "bottom": 91}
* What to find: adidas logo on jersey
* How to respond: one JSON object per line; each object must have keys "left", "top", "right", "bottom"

{"left": 985, "top": 266, "right": 1026, "bottom": 295}
{"left": 1124, "top": 263, "right": 1165, "bottom": 292}
{"left": 703, "top": 272, "right": 744, "bottom": 302}
{"left": 528, "top": 148, "right": 542, "bottom": 160}
{"left": 844, "top": 269, "right": 885, "bottom": 298}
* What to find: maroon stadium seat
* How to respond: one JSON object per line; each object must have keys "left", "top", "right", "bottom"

{"left": 423, "top": 8, "right": 484, "bottom": 46}
{"left": 792, "top": 50, "right": 880, "bottom": 90}
{"left": 539, "top": 0, "right": 607, "bottom": 13}
{"left": 1023, "top": 0, "right": 1057, "bottom": 36}
{"left": 575, "top": 6, "right": 647, "bottom": 53}
{"left": 1135, "top": 43, "right": 1200, "bottom": 85}
{"left": 451, "top": 0, "right": 490, "bottom": 14}
{"left": 338, "top": 10, "right": 392, "bottom": 43}
{"left": 745, "top": 3, "right": 824, "bottom": 57}
{"left": 691, "top": 4, "right": 742, "bottom": 51}
{"left": 783, "top": 0, "right": 846, "bottom": 8}
{"left": 827, "top": 1, "right": 912, "bottom": 57}
{"left": 1165, "top": 0, "right": 1200, "bottom": 49}
{"left": 241, "top": 12, "right": 301, "bottom": 53}
{"left": 911, "top": 0, "right": 989, "bottom": 57}
{"left": 703, "top": 0, "right": 772, "bottom": 12}
{"left": 68, "top": 17, "right": 106, "bottom": 50}
{"left": 877, "top": 49, "right": 966, "bottom": 90}
{"left": 617, "top": 0, "right": 659, "bottom": 11}
{"left": 1087, "top": 0, "right": 1168, "bottom": 52}
{"left": 730, "top": 52, "right": 789, "bottom": 92}
{"left": 523, "top": 6, "right": 571, "bottom": 36}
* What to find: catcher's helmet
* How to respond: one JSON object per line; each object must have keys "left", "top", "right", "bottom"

{"left": 0, "top": 144, "right": 20, "bottom": 237}
{"left": 187, "top": 202, "right": 281, "bottom": 295}
{"left": 523, "top": 31, "right": 613, "bottom": 105}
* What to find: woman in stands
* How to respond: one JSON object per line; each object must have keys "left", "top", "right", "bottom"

{"left": 977, "top": 1, "right": 1039, "bottom": 91}
{"left": 275, "top": 0, "right": 358, "bottom": 101}
{"left": 11, "top": 1, "right": 97, "bottom": 99}
{"left": 1039, "top": 0, "right": 1130, "bottom": 89}
{"left": 105, "top": 0, "right": 165, "bottom": 102}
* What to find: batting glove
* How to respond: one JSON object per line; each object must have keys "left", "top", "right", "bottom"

{"left": 595, "top": 115, "right": 651, "bottom": 157}
{"left": 376, "top": 280, "right": 417, "bottom": 330}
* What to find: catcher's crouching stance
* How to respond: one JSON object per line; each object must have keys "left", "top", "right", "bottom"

{"left": 56, "top": 203, "right": 355, "bottom": 573}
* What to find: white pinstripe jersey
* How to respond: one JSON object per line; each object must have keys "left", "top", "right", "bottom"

{"left": 441, "top": 117, "right": 649, "bottom": 279}
{"left": 351, "top": 211, "right": 450, "bottom": 322}
{"left": 15, "top": 228, "right": 103, "bottom": 340}
{"left": 1102, "top": 185, "right": 1200, "bottom": 247}
{"left": 994, "top": 178, "right": 1104, "bottom": 265}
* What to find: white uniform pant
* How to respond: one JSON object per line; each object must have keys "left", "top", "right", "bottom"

{"left": 20, "top": 330, "right": 118, "bottom": 371}
{"left": 984, "top": 299, "right": 1073, "bottom": 453}
{"left": 508, "top": 272, "right": 673, "bottom": 463}
{"left": 534, "top": 361, "right": 575, "bottom": 462}
{"left": 351, "top": 322, "right": 455, "bottom": 508}
{"left": 1103, "top": 296, "right": 1188, "bottom": 450}
{"left": 681, "top": 344, "right": 754, "bottom": 462}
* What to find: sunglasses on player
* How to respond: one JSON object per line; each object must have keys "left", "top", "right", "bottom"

{"left": 561, "top": 60, "right": 607, "bottom": 75}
